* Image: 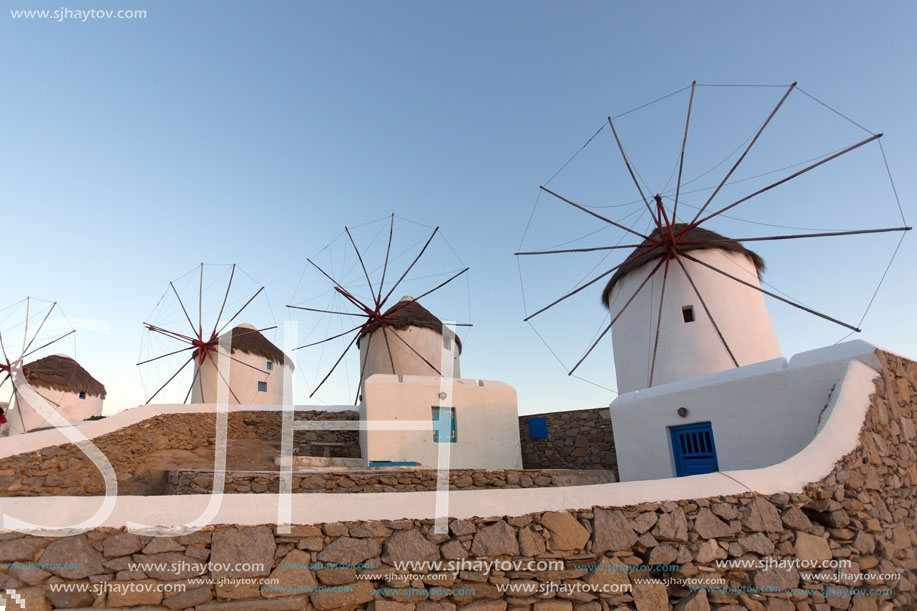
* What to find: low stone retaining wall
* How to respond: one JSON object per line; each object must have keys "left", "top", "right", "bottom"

{"left": 0, "top": 410, "right": 362, "bottom": 497}
{"left": 241, "top": 410, "right": 361, "bottom": 458}
{"left": 166, "top": 468, "right": 616, "bottom": 494}
{"left": 0, "top": 412, "right": 254, "bottom": 496}
{"left": 519, "top": 407, "right": 617, "bottom": 476}
{"left": 0, "top": 350, "right": 912, "bottom": 610}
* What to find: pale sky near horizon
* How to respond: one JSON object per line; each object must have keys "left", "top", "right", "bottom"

{"left": 1, "top": 1, "right": 914, "bottom": 415}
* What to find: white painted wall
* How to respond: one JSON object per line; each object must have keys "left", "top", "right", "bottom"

{"left": 611, "top": 340, "right": 880, "bottom": 482}
{"left": 361, "top": 374, "right": 522, "bottom": 469}
{"left": 9, "top": 386, "right": 103, "bottom": 435}
{"left": 359, "top": 325, "right": 461, "bottom": 383}
{"left": 0, "top": 344, "right": 886, "bottom": 534}
{"left": 607, "top": 248, "right": 781, "bottom": 393}
{"left": 190, "top": 350, "right": 292, "bottom": 406}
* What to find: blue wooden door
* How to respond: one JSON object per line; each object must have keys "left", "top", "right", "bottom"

{"left": 670, "top": 422, "right": 719, "bottom": 477}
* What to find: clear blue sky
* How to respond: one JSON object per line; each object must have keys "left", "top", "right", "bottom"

{"left": 1, "top": 1, "right": 914, "bottom": 415}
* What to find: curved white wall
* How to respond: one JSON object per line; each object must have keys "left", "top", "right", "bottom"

{"left": 607, "top": 248, "right": 781, "bottom": 393}
{"left": 610, "top": 340, "right": 881, "bottom": 482}
{"left": 0, "top": 342, "right": 886, "bottom": 534}
{"left": 190, "top": 351, "right": 291, "bottom": 405}
{"left": 358, "top": 325, "right": 461, "bottom": 382}
{"left": 9, "top": 386, "right": 103, "bottom": 434}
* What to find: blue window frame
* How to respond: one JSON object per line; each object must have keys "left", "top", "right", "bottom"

{"left": 528, "top": 417, "right": 548, "bottom": 439}
{"left": 257, "top": 381, "right": 267, "bottom": 392}
{"left": 670, "top": 422, "right": 718, "bottom": 477}
{"left": 431, "top": 406, "right": 457, "bottom": 443}
{"left": 78, "top": 391, "right": 86, "bottom": 400}
{"left": 266, "top": 361, "right": 273, "bottom": 371}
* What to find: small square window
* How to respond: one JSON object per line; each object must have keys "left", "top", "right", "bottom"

{"left": 431, "top": 406, "right": 457, "bottom": 443}
{"left": 266, "top": 361, "right": 273, "bottom": 371}
{"left": 257, "top": 381, "right": 267, "bottom": 392}
{"left": 528, "top": 417, "right": 548, "bottom": 439}
{"left": 682, "top": 305, "right": 695, "bottom": 323}
{"left": 78, "top": 391, "right": 86, "bottom": 400}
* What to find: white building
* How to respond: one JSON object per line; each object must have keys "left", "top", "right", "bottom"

{"left": 9, "top": 355, "right": 105, "bottom": 434}
{"left": 190, "top": 324, "right": 292, "bottom": 405}
{"left": 356, "top": 298, "right": 523, "bottom": 469}
{"left": 358, "top": 297, "right": 462, "bottom": 382}
{"left": 604, "top": 224, "right": 781, "bottom": 393}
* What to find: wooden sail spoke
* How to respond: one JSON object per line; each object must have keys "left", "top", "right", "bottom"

{"left": 540, "top": 186, "right": 654, "bottom": 242}
{"left": 515, "top": 242, "right": 647, "bottom": 256}
{"left": 377, "top": 214, "right": 395, "bottom": 306}
{"left": 22, "top": 329, "right": 75, "bottom": 360}
{"left": 569, "top": 257, "right": 666, "bottom": 376}
{"left": 146, "top": 355, "right": 195, "bottom": 404}
{"left": 679, "top": 252, "right": 860, "bottom": 332}
{"left": 606, "top": 116, "right": 655, "bottom": 220}
{"left": 286, "top": 305, "right": 366, "bottom": 317}
{"left": 648, "top": 257, "right": 672, "bottom": 387}
{"left": 524, "top": 252, "right": 652, "bottom": 322}
{"left": 672, "top": 81, "right": 696, "bottom": 223}
{"left": 206, "top": 352, "right": 241, "bottom": 404}
{"left": 21, "top": 301, "right": 57, "bottom": 357}
{"left": 215, "top": 286, "right": 265, "bottom": 337}
{"left": 381, "top": 226, "right": 440, "bottom": 308}
{"left": 688, "top": 133, "right": 882, "bottom": 230}
{"left": 678, "top": 226, "right": 912, "bottom": 247}
{"left": 212, "top": 264, "right": 236, "bottom": 339}
{"left": 294, "top": 325, "right": 363, "bottom": 351}
{"left": 672, "top": 254, "right": 739, "bottom": 367}
{"left": 309, "top": 333, "right": 359, "bottom": 398}
{"left": 688, "top": 82, "right": 796, "bottom": 226}
{"left": 136, "top": 345, "right": 196, "bottom": 367}
{"left": 346, "top": 226, "right": 377, "bottom": 306}
{"left": 388, "top": 329, "right": 442, "bottom": 375}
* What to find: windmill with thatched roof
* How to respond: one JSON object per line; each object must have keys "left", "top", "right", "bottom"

{"left": 11, "top": 354, "right": 106, "bottom": 434}
{"left": 190, "top": 323, "right": 293, "bottom": 405}
{"left": 602, "top": 222, "right": 780, "bottom": 392}
{"left": 0, "top": 297, "right": 80, "bottom": 436}
{"left": 287, "top": 214, "right": 470, "bottom": 404}
{"left": 138, "top": 263, "right": 285, "bottom": 405}
{"left": 357, "top": 296, "right": 462, "bottom": 383}
{"left": 516, "top": 81, "right": 910, "bottom": 393}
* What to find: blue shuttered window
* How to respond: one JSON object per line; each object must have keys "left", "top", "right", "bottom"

{"left": 670, "top": 422, "right": 718, "bottom": 477}
{"left": 431, "top": 406, "right": 457, "bottom": 443}
{"left": 528, "top": 417, "right": 548, "bottom": 439}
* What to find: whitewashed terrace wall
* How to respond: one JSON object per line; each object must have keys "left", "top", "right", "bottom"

{"left": 360, "top": 375, "right": 522, "bottom": 469}
{"left": 611, "top": 340, "right": 881, "bottom": 482}
{"left": 0, "top": 342, "right": 887, "bottom": 535}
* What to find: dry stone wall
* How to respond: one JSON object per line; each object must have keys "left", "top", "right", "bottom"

{"left": 0, "top": 350, "right": 913, "bottom": 610}
{"left": 243, "top": 410, "right": 361, "bottom": 458}
{"left": 0, "top": 410, "right": 359, "bottom": 497}
{"left": 167, "top": 468, "right": 615, "bottom": 494}
{"left": 519, "top": 408, "right": 617, "bottom": 476}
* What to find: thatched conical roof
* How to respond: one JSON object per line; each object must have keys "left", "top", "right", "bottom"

{"left": 194, "top": 324, "right": 293, "bottom": 369}
{"left": 360, "top": 297, "right": 462, "bottom": 352}
{"left": 22, "top": 355, "right": 106, "bottom": 399}
{"left": 602, "top": 224, "right": 765, "bottom": 306}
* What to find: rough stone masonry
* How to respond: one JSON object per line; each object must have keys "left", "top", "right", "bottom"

{"left": 0, "top": 350, "right": 914, "bottom": 610}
